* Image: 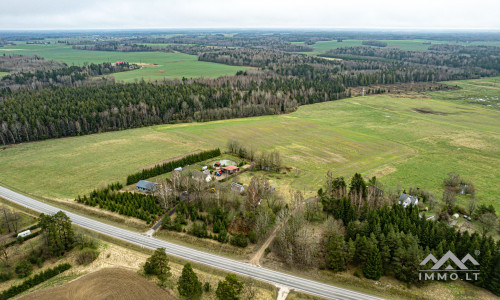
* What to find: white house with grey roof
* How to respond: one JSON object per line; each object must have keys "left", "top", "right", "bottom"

{"left": 398, "top": 193, "right": 418, "bottom": 208}
{"left": 136, "top": 180, "right": 159, "bottom": 193}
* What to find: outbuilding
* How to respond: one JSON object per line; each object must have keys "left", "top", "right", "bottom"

{"left": 136, "top": 180, "right": 159, "bottom": 193}
{"left": 222, "top": 165, "right": 239, "bottom": 175}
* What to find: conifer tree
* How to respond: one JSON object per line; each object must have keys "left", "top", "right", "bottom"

{"left": 178, "top": 263, "right": 202, "bottom": 299}
{"left": 363, "top": 246, "right": 383, "bottom": 280}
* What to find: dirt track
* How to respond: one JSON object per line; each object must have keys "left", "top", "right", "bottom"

{"left": 19, "top": 268, "right": 177, "bottom": 300}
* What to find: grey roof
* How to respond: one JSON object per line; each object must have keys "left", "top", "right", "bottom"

{"left": 231, "top": 182, "right": 244, "bottom": 192}
{"left": 136, "top": 180, "right": 158, "bottom": 190}
{"left": 399, "top": 193, "right": 418, "bottom": 204}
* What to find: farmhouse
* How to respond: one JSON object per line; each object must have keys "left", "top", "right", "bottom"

{"left": 398, "top": 193, "right": 418, "bottom": 208}
{"left": 231, "top": 182, "right": 245, "bottom": 193}
{"left": 222, "top": 165, "right": 239, "bottom": 175}
{"left": 136, "top": 180, "right": 158, "bottom": 193}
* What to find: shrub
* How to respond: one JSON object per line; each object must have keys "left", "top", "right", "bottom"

{"left": 248, "top": 230, "right": 258, "bottom": 244}
{"left": 76, "top": 248, "right": 100, "bottom": 265}
{"left": 15, "top": 260, "right": 33, "bottom": 278}
{"left": 0, "top": 272, "right": 13, "bottom": 283}
{"left": 204, "top": 282, "right": 211, "bottom": 292}
{"left": 230, "top": 233, "right": 248, "bottom": 248}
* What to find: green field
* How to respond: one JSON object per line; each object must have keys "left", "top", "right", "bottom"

{"left": 0, "top": 43, "right": 247, "bottom": 81}
{"left": 0, "top": 78, "right": 498, "bottom": 210}
{"left": 296, "top": 39, "right": 500, "bottom": 55}
{"left": 428, "top": 77, "right": 500, "bottom": 109}
{"left": 0, "top": 72, "right": 9, "bottom": 78}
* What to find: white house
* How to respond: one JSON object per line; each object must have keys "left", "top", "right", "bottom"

{"left": 398, "top": 193, "right": 418, "bottom": 208}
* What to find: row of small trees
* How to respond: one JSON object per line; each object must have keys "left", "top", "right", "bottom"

{"left": 76, "top": 184, "right": 162, "bottom": 224}
{"left": 126, "top": 148, "right": 221, "bottom": 185}
{"left": 0, "top": 263, "right": 72, "bottom": 300}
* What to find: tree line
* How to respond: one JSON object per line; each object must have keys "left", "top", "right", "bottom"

{"left": 0, "top": 60, "right": 138, "bottom": 93}
{"left": 126, "top": 148, "right": 221, "bottom": 184}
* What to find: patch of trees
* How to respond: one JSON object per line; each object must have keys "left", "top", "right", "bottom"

{"left": 0, "top": 263, "right": 71, "bottom": 300}
{"left": 125, "top": 34, "right": 314, "bottom": 52}
{"left": 0, "top": 54, "right": 64, "bottom": 73}
{"left": 76, "top": 183, "right": 162, "bottom": 224}
{"left": 0, "top": 206, "right": 25, "bottom": 234}
{"left": 73, "top": 42, "right": 173, "bottom": 52}
{"left": 271, "top": 172, "right": 499, "bottom": 295}
{"left": 324, "top": 46, "right": 500, "bottom": 75}
{"left": 0, "top": 61, "right": 138, "bottom": 92}
{"left": 39, "top": 211, "right": 75, "bottom": 256}
{"left": 362, "top": 40, "right": 388, "bottom": 47}
{"left": 162, "top": 175, "right": 284, "bottom": 248}
{"left": 126, "top": 148, "right": 221, "bottom": 184}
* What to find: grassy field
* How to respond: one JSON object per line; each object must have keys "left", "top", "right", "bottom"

{"left": 0, "top": 43, "right": 247, "bottom": 81}
{"left": 0, "top": 72, "right": 9, "bottom": 78}
{"left": 296, "top": 39, "right": 500, "bottom": 55}
{"left": 428, "top": 77, "right": 500, "bottom": 109}
{"left": 0, "top": 77, "right": 498, "bottom": 210}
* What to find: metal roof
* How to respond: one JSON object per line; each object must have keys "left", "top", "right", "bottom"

{"left": 136, "top": 180, "right": 158, "bottom": 190}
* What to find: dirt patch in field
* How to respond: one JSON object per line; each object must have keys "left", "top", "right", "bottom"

{"left": 412, "top": 107, "right": 450, "bottom": 115}
{"left": 0, "top": 49, "right": 24, "bottom": 51}
{"left": 370, "top": 165, "right": 397, "bottom": 177}
{"left": 140, "top": 149, "right": 202, "bottom": 170}
{"left": 448, "top": 134, "right": 490, "bottom": 150}
{"left": 18, "top": 268, "right": 176, "bottom": 300}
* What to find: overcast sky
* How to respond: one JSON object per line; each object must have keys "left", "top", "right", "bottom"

{"left": 1, "top": 0, "right": 500, "bottom": 30}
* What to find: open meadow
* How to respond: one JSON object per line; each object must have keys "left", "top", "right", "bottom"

{"left": 0, "top": 77, "right": 498, "bottom": 210}
{"left": 0, "top": 43, "right": 247, "bottom": 81}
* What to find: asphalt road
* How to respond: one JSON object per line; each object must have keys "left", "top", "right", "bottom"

{"left": 0, "top": 185, "right": 383, "bottom": 300}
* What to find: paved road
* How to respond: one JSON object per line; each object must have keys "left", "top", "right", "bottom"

{"left": 0, "top": 185, "right": 383, "bottom": 300}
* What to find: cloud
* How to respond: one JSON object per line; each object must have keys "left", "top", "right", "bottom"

{"left": 1, "top": 0, "right": 499, "bottom": 30}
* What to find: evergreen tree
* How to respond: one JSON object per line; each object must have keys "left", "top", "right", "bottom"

{"left": 178, "top": 263, "right": 202, "bottom": 299}
{"left": 144, "top": 248, "right": 172, "bottom": 282}
{"left": 326, "top": 234, "right": 346, "bottom": 272}
{"left": 216, "top": 274, "right": 243, "bottom": 300}
{"left": 363, "top": 247, "right": 383, "bottom": 280}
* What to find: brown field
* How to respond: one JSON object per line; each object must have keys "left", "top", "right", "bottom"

{"left": 18, "top": 268, "right": 177, "bottom": 300}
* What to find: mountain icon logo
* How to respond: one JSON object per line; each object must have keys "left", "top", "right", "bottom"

{"left": 420, "top": 251, "right": 479, "bottom": 270}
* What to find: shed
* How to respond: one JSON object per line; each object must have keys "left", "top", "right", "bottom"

{"left": 174, "top": 167, "right": 183, "bottom": 172}
{"left": 231, "top": 182, "right": 245, "bottom": 193}
{"left": 452, "top": 213, "right": 459, "bottom": 219}
{"left": 136, "top": 180, "right": 159, "bottom": 193}
{"left": 214, "top": 162, "right": 221, "bottom": 168}
{"left": 202, "top": 166, "right": 208, "bottom": 171}
{"left": 222, "top": 165, "right": 239, "bottom": 175}
{"left": 17, "top": 230, "right": 31, "bottom": 238}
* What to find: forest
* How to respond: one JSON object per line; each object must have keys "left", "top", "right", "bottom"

{"left": 0, "top": 56, "right": 138, "bottom": 92}
{"left": 0, "top": 31, "right": 499, "bottom": 145}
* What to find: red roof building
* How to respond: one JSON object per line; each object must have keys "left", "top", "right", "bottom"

{"left": 222, "top": 165, "right": 239, "bottom": 174}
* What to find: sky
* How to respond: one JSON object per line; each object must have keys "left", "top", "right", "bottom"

{"left": 1, "top": 0, "right": 500, "bottom": 30}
